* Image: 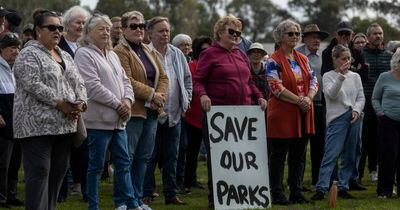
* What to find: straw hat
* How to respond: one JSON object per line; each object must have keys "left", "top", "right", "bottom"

{"left": 302, "top": 24, "right": 329, "bottom": 40}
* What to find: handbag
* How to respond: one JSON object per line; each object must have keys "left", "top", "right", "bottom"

{"left": 73, "top": 116, "right": 87, "bottom": 147}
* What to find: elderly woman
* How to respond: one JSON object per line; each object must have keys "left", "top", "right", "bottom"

{"left": 372, "top": 49, "right": 400, "bottom": 198}
{"left": 74, "top": 14, "right": 137, "bottom": 210}
{"left": 172, "top": 34, "right": 192, "bottom": 62}
{"left": 247, "top": 42, "right": 269, "bottom": 103}
{"left": 12, "top": 10, "right": 86, "bottom": 210}
{"left": 311, "top": 45, "right": 365, "bottom": 201}
{"left": 194, "top": 14, "right": 267, "bottom": 208}
{"left": 266, "top": 19, "right": 318, "bottom": 205}
{"left": 57, "top": 5, "right": 90, "bottom": 202}
{"left": 113, "top": 11, "right": 168, "bottom": 210}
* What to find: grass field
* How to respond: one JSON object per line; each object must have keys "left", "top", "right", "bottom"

{"left": 2, "top": 152, "right": 400, "bottom": 210}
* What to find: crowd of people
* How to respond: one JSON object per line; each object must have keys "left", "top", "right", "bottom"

{"left": 0, "top": 4, "right": 400, "bottom": 210}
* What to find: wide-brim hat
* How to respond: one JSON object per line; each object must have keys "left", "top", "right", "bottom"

{"left": 302, "top": 24, "right": 329, "bottom": 41}
{"left": 247, "top": 42, "right": 267, "bottom": 56}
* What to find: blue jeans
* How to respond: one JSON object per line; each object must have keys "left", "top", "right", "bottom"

{"left": 86, "top": 129, "right": 138, "bottom": 210}
{"left": 144, "top": 120, "right": 181, "bottom": 199}
{"left": 126, "top": 112, "right": 158, "bottom": 205}
{"left": 316, "top": 109, "right": 362, "bottom": 192}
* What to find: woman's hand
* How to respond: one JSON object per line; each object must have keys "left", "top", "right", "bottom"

{"left": 152, "top": 92, "right": 166, "bottom": 107}
{"left": 57, "top": 99, "right": 82, "bottom": 119}
{"left": 351, "top": 111, "right": 359, "bottom": 123}
{"left": 297, "top": 96, "right": 311, "bottom": 113}
{"left": 258, "top": 98, "right": 268, "bottom": 111}
{"left": 200, "top": 95, "right": 212, "bottom": 112}
{"left": 117, "top": 98, "right": 132, "bottom": 121}
{"left": 338, "top": 61, "right": 351, "bottom": 75}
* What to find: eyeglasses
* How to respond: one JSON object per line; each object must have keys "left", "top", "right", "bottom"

{"left": 40, "top": 24, "right": 64, "bottom": 32}
{"left": 354, "top": 41, "right": 366, "bottom": 45}
{"left": 227, "top": 28, "right": 241, "bottom": 37}
{"left": 128, "top": 23, "right": 146, "bottom": 30}
{"left": 285, "top": 32, "right": 301, "bottom": 37}
{"left": 338, "top": 31, "right": 351, "bottom": 37}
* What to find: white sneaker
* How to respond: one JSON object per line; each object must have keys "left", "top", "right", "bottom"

{"left": 369, "top": 171, "right": 378, "bottom": 182}
{"left": 115, "top": 205, "right": 127, "bottom": 210}
{"left": 141, "top": 204, "right": 152, "bottom": 210}
{"left": 128, "top": 207, "right": 143, "bottom": 210}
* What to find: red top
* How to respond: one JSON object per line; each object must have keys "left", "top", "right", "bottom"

{"left": 193, "top": 42, "right": 263, "bottom": 106}
{"left": 185, "top": 60, "right": 202, "bottom": 128}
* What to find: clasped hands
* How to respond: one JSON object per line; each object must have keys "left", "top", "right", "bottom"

{"left": 117, "top": 98, "right": 132, "bottom": 122}
{"left": 297, "top": 96, "right": 312, "bottom": 113}
{"left": 150, "top": 92, "right": 166, "bottom": 110}
{"left": 57, "top": 99, "right": 86, "bottom": 120}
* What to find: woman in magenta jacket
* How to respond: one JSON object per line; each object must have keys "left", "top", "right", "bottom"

{"left": 193, "top": 14, "right": 267, "bottom": 209}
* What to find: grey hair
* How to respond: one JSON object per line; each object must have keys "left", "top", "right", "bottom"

{"left": 62, "top": 6, "right": 89, "bottom": 28}
{"left": 366, "top": 23, "right": 381, "bottom": 37}
{"left": 171, "top": 34, "right": 192, "bottom": 47}
{"left": 386, "top": 40, "right": 400, "bottom": 53}
{"left": 272, "top": 19, "right": 301, "bottom": 44}
{"left": 121, "top": 11, "right": 144, "bottom": 28}
{"left": 390, "top": 48, "right": 400, "bottom": 70}
{"left": 78, "top": 14, "right": 113, "bottom": 50}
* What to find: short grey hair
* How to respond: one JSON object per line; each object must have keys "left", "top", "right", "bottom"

{"left": 121, "top": 11, "right": 144, "bottom": 28}
{"left": 62, "top": 6, "right": 89, "bottom": 28}
{"left": 386, "top": 40, "right": 400, "bottom": 53}
{"left": 272, "top": 19, "right": 301, "bottom": 44}
{"left": 390, "top": 48, "right": 400, "bottom": 70}
{"left": 172, "top": 34, "right": 192, "bottom": 47}
{"left": 366, "top": 23, "right": 382, "bottom": 37}
{"left": 79, "top": 14, "right": 113, "bottom": 50}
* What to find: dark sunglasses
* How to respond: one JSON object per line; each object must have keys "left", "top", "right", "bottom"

{"left": 227, "top": 28, "right": 241, "bottom": 37}
{"left": 41, "top": 24, "right": 64, "bottom": 32}
{"left": 338, "top": 30, "right": 351, "bottom": 36}
{"left": 285, "top": 32, "right": 301, "bottom": 37}
{"left": 128, "top": 23, "right": 146, "bottom": 30}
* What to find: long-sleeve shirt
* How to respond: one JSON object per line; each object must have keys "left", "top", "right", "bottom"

{"left": 323, "top": 70, "right": 365, "bottom": 125}
{"left": 371, "top": 71, "right": 400, "bottom": 121}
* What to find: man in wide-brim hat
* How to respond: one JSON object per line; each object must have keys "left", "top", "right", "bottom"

{"left": 295, "top": 23, "right": 328, "bottom": 190}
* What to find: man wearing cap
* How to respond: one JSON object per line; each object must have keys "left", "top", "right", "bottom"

{"left": 296, "top": 24, "right": 329, "bottom": 188}
{"left": 247, "top": 42, "right": 269, "bottom": 102}
{"left": 320, "top": 20, "right": 369, "bottom": 191}
{"left": 0, "top": 32, "right": 23, "bottom": 208}
{"left": 360, "top": 23, "right": 392, "bottom": 185}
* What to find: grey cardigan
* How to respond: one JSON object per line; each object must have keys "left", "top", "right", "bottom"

{"left": 13, "top": 40, "right": 87, "bottom": 139}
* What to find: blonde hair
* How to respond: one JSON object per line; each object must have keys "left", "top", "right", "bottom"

{"left": 121, "top": 11, "right": 144, "bottom": 28}
{"left": 78, "top": 14, "right": 113, "bottom": 50}
{"left": 213, "top": 14, "right": 242, "bottom": 42}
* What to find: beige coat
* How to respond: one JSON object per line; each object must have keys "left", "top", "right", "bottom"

{"left": 114, "top": 37, "right": 169, "bottom": 118}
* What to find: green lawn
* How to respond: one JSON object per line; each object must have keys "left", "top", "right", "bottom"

{"left": 3, "top": 153, "right": 400, "bottom": 210}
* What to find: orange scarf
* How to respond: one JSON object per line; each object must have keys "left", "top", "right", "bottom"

{"left": 267, "top": 47, "right": 315, "bottom": 139}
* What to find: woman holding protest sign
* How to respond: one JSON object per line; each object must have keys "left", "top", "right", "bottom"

{"left": 193, "top": 14, "right": 267, "bottom": 209}
{"left": 265, "top": 19, "right": 318, "bottom": 205}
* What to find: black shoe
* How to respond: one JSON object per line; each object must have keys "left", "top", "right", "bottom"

{"left": 0, "top": 203, "right": 11, "bottom": 209}
{"left": 349, "top": 181, "right": 367, "bottom": 191}
{"left": 311, "top": 191, "right": 324, "bottom": 201}
{"left": 177, "top": 187, "right": 192, "bottom": 195}
{"left": 165, "top": 196, "right": 186, "bottom": 205}
{"left": 272, "top": 194, "right": 291, "bottom": 205}
{"left": 6, "top": 199, "right": 24, "bottom": 206}
{"left": 289, "top": 193, "right": 311, "bottom": 204}
{"left": 338, "top": 190, "right": 355, "bottom": 199}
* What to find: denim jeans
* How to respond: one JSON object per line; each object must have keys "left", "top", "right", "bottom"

{"left": 126, "top": 112, "right": 158, "bottom": 205}
{"left": 144, "top": 120, "right": 181, "bottom": 199}
{"left": 86, "top": 129, "right": 138, "bottom": 210}
{"left": 315, "top": 109, "right": 362, "bottom": 192}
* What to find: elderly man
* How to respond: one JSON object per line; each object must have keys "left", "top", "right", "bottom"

{"left": 111, "top": 16, "right": 123, "bottom": 47}
{"left": 360, "top": 23, "right": 392, "bottom": 185}
{"left": 143, "top": 16, "right": 192, "bottom": 206}
{"left": 296, "top": 24, "right": 329, "bottom": 188}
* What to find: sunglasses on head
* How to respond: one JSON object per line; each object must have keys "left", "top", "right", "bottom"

{"left": 285, "top": 32, "right": 301, "bottom": 37}
{"left": 338, "top": 30, "right": 351, "bottom": 36}
{"left": 129, "top": 23, "right": 146, "bottom": 30}
{"left": 40, "top": 24, "right": 64, "bottom": 32}
{"left": 227, "top": 28, "right": 241, "bottom": 37}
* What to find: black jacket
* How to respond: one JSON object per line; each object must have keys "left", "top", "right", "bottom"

{"left": 0, "top": 94, "right": 14, "bottom": 138}
{"left": 58, "top": 36, "right": 75, "bottom": 57}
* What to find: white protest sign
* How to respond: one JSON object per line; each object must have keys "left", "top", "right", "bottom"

{"left": 207, "top": 105, "right": 271, "bottom": 210}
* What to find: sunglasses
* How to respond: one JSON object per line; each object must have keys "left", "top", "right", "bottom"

{"left": 338, "top": 31, "right": 351, "bottom": 36}
{"left": 128, "top": 23, "right": 146, "bottom": 30}
{"left": 285, "top": 32, "right": 301, "bottom": 37}
{"left": 40, "top": 24, "right": 64, "bottom": 32}
{"left": 227, "top": 28, "right": 241, "bottom": 37}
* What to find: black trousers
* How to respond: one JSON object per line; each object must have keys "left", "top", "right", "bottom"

{"left": 309, "top": 104, "right": 325, "bottom": 185}
{"left": 183, "top": 121, "right": 203, "bottom": 188}
{"left": 376, "top": 115, "right": 400, "bottom": 195}
{"left": 359, "top": 115, "right": 378, "bottom": 180}
{"left": 269, "top": 137, "right": 308, "bottom": 198}
{"left": 0, "top": 137, "right": 21, "bottom": 204}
